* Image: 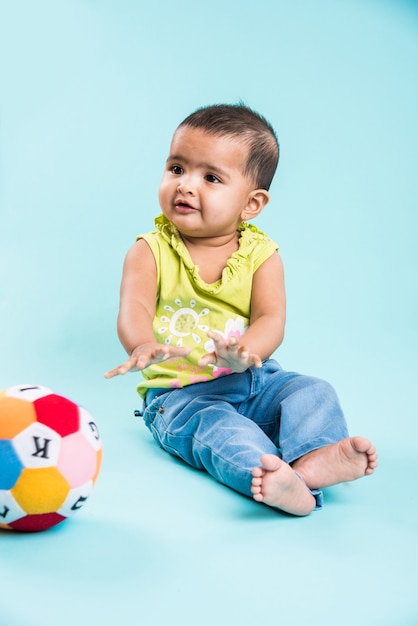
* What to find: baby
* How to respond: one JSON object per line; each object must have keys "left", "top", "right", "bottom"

{"left": 105, "top": 103, "right": 377, "bottom": 515}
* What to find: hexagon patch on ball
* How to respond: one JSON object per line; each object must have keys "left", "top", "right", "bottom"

{"left": 0, "top": 384, "right": 103, "bottom": 532}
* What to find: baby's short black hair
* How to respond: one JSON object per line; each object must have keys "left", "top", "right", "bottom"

{"left": 177, "top": 103, "right": 279, "bottom": 191}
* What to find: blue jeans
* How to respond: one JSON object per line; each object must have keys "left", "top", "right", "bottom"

{"left": 141, "top": 359, "right": 349, "bottom": 508}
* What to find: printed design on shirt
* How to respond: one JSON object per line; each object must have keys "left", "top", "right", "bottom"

{"left": 157, "top": 299, "right": 210, "bottom": 347}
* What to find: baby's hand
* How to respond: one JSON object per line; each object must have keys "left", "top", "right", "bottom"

{"left": 104, "top": 343, "right": 191, "bottom": 379}
{"left": 198, "top": 331, "right": 262, "bottom": 372}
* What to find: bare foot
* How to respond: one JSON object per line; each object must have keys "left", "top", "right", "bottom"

{"left": 292, "top": 436, "right": 378, "bottom": 490}
{"left": 251, "top": 454, "right": 316, "bottom": 516}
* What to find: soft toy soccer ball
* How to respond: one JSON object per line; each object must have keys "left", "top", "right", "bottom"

{"left": 0, "top": 384, "right": 102, "bottom": 532}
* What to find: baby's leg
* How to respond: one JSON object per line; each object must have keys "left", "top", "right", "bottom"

{"left": 144, "top": 388, "right": 282, "bottom": 498}
{"left": 251, "top": 455, "right": 316, "bottom": 516}
{"left": 245, "top": 366, "right": 376, "bottom": 509}
{"left": 292, "top": 436, "right": 378, "bottom": 490}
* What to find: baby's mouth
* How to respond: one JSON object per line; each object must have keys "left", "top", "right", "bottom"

{"left": 175, "top": 200, "right": 197, "bottom": 212}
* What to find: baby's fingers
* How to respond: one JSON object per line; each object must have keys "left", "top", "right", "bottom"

{"left": 227, "top": 336, "right": 240, "bottom": 351}
{"left": 236, "top": 346, "right": 262, "bottom": 368}
{"left": 104, "top": 356, "right": 138, "bottom": 378}
{"left": 206, "top": 330, "right": 227, "bottom": 349}
{"left": 248, "top": 352, "right": 262, "bottom": 368}
{"left": 198, "top": 352, "right": 217, "bottom": 367}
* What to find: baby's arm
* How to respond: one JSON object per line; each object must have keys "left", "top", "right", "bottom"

{"left": 244, "top": 251, "right": 286, "bottom": 357}
{"left": 104, "top": 240, "right": 190, "bottom": 379}
{"left": 199, "top": 252, "right": 286, "bottom": 371}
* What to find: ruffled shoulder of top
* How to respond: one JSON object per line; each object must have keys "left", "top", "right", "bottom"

{"left": 153, "top": 213, "right": 186, "bottom": 248}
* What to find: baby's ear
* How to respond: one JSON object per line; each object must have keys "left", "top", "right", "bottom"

{"left": 241, "top": 189, "right": 270, "bottom": 221}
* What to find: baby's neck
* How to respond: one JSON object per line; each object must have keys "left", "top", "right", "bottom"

{"left": 181, "top": 231, "right": 240, "bottom": 284}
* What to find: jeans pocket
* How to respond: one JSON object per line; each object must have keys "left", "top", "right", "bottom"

{"left": 142, "top": 392, "right": 170, "bottom": 436}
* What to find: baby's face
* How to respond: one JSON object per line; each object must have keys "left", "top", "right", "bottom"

{"left": 158, "top": 126, "right": 257, "bottom": 240}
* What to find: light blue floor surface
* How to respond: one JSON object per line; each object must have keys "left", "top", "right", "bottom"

{"left": 1, "top": 371, "right": 417, "bottom": 626}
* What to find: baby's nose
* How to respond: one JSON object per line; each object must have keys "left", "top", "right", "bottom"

{"left": 177, "top": 175, "right": 196, "bottom": 194}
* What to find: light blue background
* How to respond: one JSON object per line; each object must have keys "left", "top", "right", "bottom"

{"left": 1, "top": 1, "right": 417, "bottom": 624}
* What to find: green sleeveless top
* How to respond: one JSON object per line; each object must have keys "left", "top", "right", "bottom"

{"left": 136, "top": 214, "right": 278, "bottom": 397}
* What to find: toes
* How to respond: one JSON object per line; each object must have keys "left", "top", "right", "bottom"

{"left": 365, "top": 459, "right": 378, "bottom": 474}
{"left": 260, "top": 454, "right": 282, "bottom": 472}
{"left": 252, "top": 467, "right": 265, "bottom": 478}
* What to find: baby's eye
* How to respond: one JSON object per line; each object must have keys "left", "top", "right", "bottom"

{"left": 170, "top": 165, "right": 183, "bottom": 175}
{"left": 205, "top": 174, "right": 221, "bottom": 184}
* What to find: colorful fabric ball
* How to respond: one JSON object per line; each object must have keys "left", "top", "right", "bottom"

{"left": 0, "top": 384, "right": 102, "bottom": 532}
